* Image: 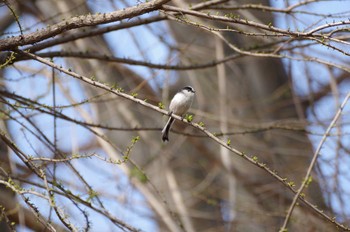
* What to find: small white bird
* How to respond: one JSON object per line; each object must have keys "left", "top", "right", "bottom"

{"left": 162, "top": 86, "right": 195, "bottom": 142}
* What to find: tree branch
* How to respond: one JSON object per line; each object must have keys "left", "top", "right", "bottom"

{"left": 280, "top": 92, "right": 350, "bottom": 231}
{"left": 0, "top": 0, "right": 171, "bottom": 51}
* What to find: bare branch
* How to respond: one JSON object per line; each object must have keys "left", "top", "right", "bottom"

{"left": 280, "top": 92, "right": 350, "bottom": 231}
{"left": 0, "top": 0, "right": 171, "bottom": 51}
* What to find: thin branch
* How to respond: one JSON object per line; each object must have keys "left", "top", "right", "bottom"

{"left": 34, "top": 50, "right": 243, "bottom": 70}
{"left": 162, "top": 4, "right": 350, "bottom": 42}
{"left": 3, "top": 0, "right": 23, "bottom": 36}
{"left": 209, "top": 0, "right": 337, "bottom": 17}
{"left": 280, "top": 92, "right": 350, "bottom": 231}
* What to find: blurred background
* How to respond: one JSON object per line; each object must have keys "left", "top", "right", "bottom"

{"left": 0, "top": 0, "right": 350, "bottom": 231}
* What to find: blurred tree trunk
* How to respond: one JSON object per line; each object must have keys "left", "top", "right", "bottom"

{"left": 163, "top": 0, "right": 331, "bottom": 231}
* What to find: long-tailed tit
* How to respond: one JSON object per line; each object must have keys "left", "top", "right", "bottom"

{"left": 161, "top": 86, "right": 195, "bottom": 142}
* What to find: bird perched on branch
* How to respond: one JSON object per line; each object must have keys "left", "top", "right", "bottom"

{"left": 161, "top": 86, "right": 195, "bottom": 142}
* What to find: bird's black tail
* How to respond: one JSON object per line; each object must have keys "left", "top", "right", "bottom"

{"left": 161, "top": 117, "right": 175, "bottom": 142}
